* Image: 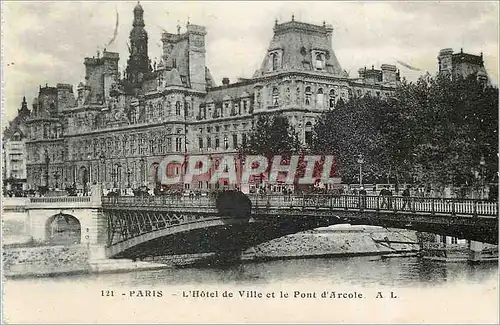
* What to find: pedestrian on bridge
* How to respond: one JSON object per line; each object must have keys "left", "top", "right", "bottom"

{"left": 402, "top": 186, "right": 411, "bottom": 210}
{"left": 380, "top": 186, "right": 390, "bottom": 209}
{"left": 359, "top": 187, "right": 367, "bottom": 209}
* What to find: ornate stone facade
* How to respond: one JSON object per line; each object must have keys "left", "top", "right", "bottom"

{"left": 3, "top": 97, "right": 31, "bottom": 191}
{"left": 24, "top": 3, "right": 401, "bottom": 191}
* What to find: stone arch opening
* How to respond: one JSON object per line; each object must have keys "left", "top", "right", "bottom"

{"left": 45, "top": 213, "right": 82, "bottom": 245}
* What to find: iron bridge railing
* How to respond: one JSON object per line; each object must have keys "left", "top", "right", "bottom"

{"left": 101, "top": 194, "right": 499, "bottom": 217}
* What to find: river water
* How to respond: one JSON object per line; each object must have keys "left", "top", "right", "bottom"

{"left": 35, "top": 255, "right": 498, "bottom": 287}
{"left": 3, "top": 256, "right": 498, "bottom": 323}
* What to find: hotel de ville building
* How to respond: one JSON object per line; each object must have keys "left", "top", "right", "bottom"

{"left": 23, "top": 3, "right": 401, "bottom": 192}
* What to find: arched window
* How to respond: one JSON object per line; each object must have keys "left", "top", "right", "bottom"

{"left": 329, "top": 89, "right": 336, "bottom": 109}
{"left": 317, "top": 88, "right": 324, "bottom": 107}
{"left": 175, "top": 101, "right": 181, "bottom": 115}
{"left": 272, "top": 87, "right": 279, "bottom": 107}
{"left": 296, "top": 87, "right": 301, "bottom": 103}
{"left": 305, "top": 86, "right": 312, "bottom": 105}
{"left": 305, "top": 121, "right": 313, "bottom": 146}
{"left": 315, "top": 54, "right": 324, "bottom": 70}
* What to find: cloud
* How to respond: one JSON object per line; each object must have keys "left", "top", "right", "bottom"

{"left": 2, "top": 1, "right": 498, "bottom": 125}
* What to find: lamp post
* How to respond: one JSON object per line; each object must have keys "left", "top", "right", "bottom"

{"left": 357, "top": 154, "right": 364, "bottom": 187}
{"left": 479, "top": 155, "right": 486, "bottom": 199}
{"left": 152, "top": 162, "right": 159, "bottom": 189}
{"left": 99, "top": 153, "right": 105, "bottom": 186}
{"left": 139, "top": 157, "right": 145, "bottom": 186}
{"left": 53, "top": 171, "right": 60, "bottom": 189}
{"left": 44, "top": 149, "right": 50, "bottom": 188}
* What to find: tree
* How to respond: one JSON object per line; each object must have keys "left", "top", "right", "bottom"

{"left": 313, "top": 96, "right": 402, "bottom": 184}
{"left": 312, "top": 73, "right": 499, "bottom": 190}
{"left": 391, "top": 74, "right": 498, "bottom": 188}
{"left": 240, "top": 114, "right": 301, "bottom": 157}
{"left": 238, "top": 114, "right": 302, "bottom": 184}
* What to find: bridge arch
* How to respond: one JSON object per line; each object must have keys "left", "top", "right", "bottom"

{"left": 45, "top": 213, "right": 82, "bottom": 245}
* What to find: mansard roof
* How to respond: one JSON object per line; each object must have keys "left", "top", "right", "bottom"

{"left": 255, "top": 19, "right": 345, "bottom": 77}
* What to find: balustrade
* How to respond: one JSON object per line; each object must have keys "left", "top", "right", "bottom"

{"left": 29, "top": 196, "right": 91, "bottom": 204}
{"left": 100, "top": 194, "right": 498, "bottom": 217}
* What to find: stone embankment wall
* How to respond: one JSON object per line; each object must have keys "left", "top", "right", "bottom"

{"left": 2, "top": 245, "right": 92, "bottom": 278}
{"left": 243, "top": 227, "right": 420, "bottom": 260}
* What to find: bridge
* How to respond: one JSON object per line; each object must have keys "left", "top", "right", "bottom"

{"left": 101, "top": 194, "right": 498, "bottom": 258}
{"left": 18, "top": 191, "right": 498, "bottom": 260}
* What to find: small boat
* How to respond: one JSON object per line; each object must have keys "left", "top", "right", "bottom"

{"left": 380, "top": 252, "right": 419, "bottom": 259}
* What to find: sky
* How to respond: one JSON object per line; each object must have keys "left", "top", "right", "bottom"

{"left": 2, "top": 1, "right": 499, "bottom": 125}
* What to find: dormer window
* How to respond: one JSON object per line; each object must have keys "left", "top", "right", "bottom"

{"left": 315, "top": 54, "right": 324, "bottom": 70}
{"left": 268, "top": 50, "right": 283, "bottom": 72}
{"left": 272, "top": 53, "right": 279, "bottom": 71}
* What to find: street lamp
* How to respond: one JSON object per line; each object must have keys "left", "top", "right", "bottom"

{"left": 139, "top": 157, "right": 145, "bottom": 185}
{"left": 99, "top": 153, "right": 106, "bottom": 185}
{"left": 53, "top": 171, "right": 60, "bottom": 189}
{"left": 357, "top": 154, "right": 364, "bottom": 187}
{"left": 44, "top": 149, "right": 50, "bottom": 187}
{"left": 479, "top": 155, "right": 486, "bottom": 199}
{"left": 152, "top": 162, "right": 159, "bottom": 189}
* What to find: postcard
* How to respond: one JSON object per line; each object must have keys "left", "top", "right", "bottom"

{"left": 2, "top": 1, "right": 498, "bottom": 323}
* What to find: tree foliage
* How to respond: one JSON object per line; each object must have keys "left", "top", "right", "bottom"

{"left": 239, "top": 114, "right": 301, "bottom": 158}
{"left": 313, "top": 74, "right": 498, "bottom": 188}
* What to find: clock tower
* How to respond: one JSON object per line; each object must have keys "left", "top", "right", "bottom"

{"left": 126, "top": 1, "right": 152, "bottom": 85}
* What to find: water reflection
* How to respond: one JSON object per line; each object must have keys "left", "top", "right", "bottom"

{"left": 29, "top": 256, "right": 497, "bottom": 288}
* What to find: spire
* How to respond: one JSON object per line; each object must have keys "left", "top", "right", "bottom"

{"left": 127, "top": 2, "right": 151, "bottom": 84}
{"left": 133, "top": 1, "right": 145, "bottom": 27}
{"left": 20, "top": 96, "right": 29, "bottom": 115}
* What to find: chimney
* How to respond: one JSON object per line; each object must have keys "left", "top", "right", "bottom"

{"left": 222, "top": 77, "right": 230, "bottom": 86}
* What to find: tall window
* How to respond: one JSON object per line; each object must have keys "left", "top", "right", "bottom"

{"left": 232, "top": 134, "right": 238, "bottom": 148}
{"left": 175, "top": 137, "right": 182, "bottom": 152}
{"left": 242, "top": 134, "right": 247, "bottom": 147}
{"left": 215, "top": 138, "right": 220, "bottom": 149}
{"left": 317, "top": 88, "right": 324, "bottom": 107}
{"left": 198, "top": 137, "right": 203, "bottom": 149}
{"left": 175, "top": 101, "right": 181, "bottom": 115}
{"left": 329, "top": 89, "right": 336, "bottom": 109}
{"left": 224, "top": 135, "right": 228, "bottom": 150}
{"left": 305, "top": 86, "right": 311, "bottom": 105}
{"left": 305, "top": 122, "right": 313, "bottom": 146}
{"left": 272, "top": 87, "right": 279, "bottom": 107}
{"left": 206, "top": 136, "right": 212, "bottom": 148}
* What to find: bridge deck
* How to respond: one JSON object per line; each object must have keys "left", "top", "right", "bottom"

{"left": 101, "top": 194, "right": 498, "bottom": 217}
